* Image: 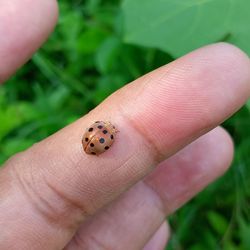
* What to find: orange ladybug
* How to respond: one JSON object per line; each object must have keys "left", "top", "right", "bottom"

{"left": 82, "top": 121, "right": 118, "bottom": 155}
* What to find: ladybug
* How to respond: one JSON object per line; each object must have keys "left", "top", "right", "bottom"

{"left": 82, "top": 121, "right": 118, "bottom": 156}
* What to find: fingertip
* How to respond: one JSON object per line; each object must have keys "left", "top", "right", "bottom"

{"left": 204, "top": 126, "right": 234, "bottom": 176}
{"left": 208, "top": 42, "right": 250, "bottom": 68}
{"left": 143, "top": 222, "right": 170, "bottom": 250}
{"left": 172, "top": 126, "right": 234, "bottom": 179}
{"left": 42, "top": 0, "right": 59, "bottom": 31}
{"left": 120, "top": 42, "right": 249, "bottom": 160}
{"left": 143, "top": 126, "right": 234, "bottom": 215}
{"left": 0, "top": 0, "right": 59, "bottom": 82}
{"left": 192, "top": 42, "right": 250, "bottom": 99}
{"left": 180, "top": 42, "right": 250, "bottom": 98}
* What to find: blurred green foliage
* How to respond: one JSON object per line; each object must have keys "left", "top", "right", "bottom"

{"left": 0, "top": 0, "right": 250, "bottom": 249}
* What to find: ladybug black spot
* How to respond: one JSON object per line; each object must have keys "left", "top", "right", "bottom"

{"left": 103, "top": 130, "right": 108, "bottom": 134}
{"left": 85, "top": 137, "right": 89, "bottom": 142}
{"left": 88, "top": 128, "right": 93, "bottom": 132}
{"left": 110, "top": 135, "right": 114, "bottom": 140}
{"left": 105, "top": 146, "right": 109, "bottom": 150}
{"left": 99, "top": 138, "right": 105, "bottom": 144}
{"left": 90, "top": 143, "right": 95, "bottom": 147}
{"left": 98, "top": 125, "right": 103, "bottom": 129}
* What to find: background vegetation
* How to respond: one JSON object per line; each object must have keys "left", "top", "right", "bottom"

{"left": 0, "top": 0, "right": 250, "bottom": 249}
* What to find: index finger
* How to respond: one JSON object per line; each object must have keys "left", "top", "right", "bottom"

{"left": 0, "top": 0, "right": 58, "bottom": 82}
{"left": 1, "top": 43, "right": 250, "bottom": 249}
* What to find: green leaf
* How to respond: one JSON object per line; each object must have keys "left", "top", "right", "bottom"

{"left": 1, "top": 138, "right": 35, "bottom": 159}
{"left": 0, "top": 102, "right": 38, "bottom": 140}
{"left": 95, "top": 36, "right": 122, "bottom": 73}
{"left": 77, "top": 27, "right": 108, "bottom": 54}
{"left": 246, "top": 100, "right": 250, "bottom": 112}
{"left": 239, "top": 217, "right": 250, "bottom": 249}
{"left": 207, "top": 211, "right": 228, "bottom": 235}
{"left": 93, "top": 74, "right": 126, "bottom": 105}
{"left": 122, "top": 0, "right": 250, "bottom": 57}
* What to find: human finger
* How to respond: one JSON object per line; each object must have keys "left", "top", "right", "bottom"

{"left": 65, "top": 127, "right": 232, "bottom": 250}
{"left": 143, "top": 222, "right": 170, "bottom": 250}
{"left": 0, "top": 43, "right": 249, "bottom": 249}
{"left": 0, "top": 0, "right": 58, "bottom": 83}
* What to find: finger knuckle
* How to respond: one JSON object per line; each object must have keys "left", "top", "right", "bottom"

{"left": 7, "top": 150, "right": 93, "bottom": 230}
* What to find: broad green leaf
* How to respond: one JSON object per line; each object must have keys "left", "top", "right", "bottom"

{"left": 95, "top": 36, "right": 122, "bottom": 73}
{"left": 122, "top": 0, "right": 250, "bottom": 57}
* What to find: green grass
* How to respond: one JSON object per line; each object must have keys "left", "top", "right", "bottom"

{"left": 0, "top": 1, "right": 250, "bottom": 249}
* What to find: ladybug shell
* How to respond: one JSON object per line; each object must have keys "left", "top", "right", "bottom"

{"left": 82, "top": 121, "right": 117, "bottom": 156}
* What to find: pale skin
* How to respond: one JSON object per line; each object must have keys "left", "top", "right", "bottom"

{"left": 0, "top": 1, "right": 250, "bottom": 250}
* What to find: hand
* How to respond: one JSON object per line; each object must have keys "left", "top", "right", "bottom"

{"left": 1, "top": 1, "right": 250, "bottom": 250}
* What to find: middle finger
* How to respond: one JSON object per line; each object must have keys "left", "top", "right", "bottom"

{"left": 65, "top": 127, "right": 233, "bottom": 250}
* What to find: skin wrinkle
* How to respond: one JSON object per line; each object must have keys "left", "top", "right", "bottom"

{"left": 10, "top": 164, "right": 62, "bottom": 227}
{"left": 7, "top": 153, "right": 84, "bottom": 231}
{"left": 141, "top": 224, "right": 167, "bottom": 250}
{"left": 0, "top": 166, "right": 70, "bottom": 249}
{"left": 143, "top": 222, "right": 169, "bottom": 250}
{"left": 68, "top": 211, "right": 116, "bottom": 250}
{"left": 68, "top": 181, "right": 167, "bottom": 250}
{"left": 44, "top": 154, "right": 146, "bottom": 224}
{"left": 69, "top": 210, "right": 117, "bottom": 250}
{"left": 86, "top": 233, "right": 113, "bottom": 250}
{"left": 70, "top": 164, "right": 127, "bottom": 213}
{"left": 119, "top": 72, "right": 215, "bottom": 164}
{"left": 118, "top": 102, "right": 166, "bottom": 163}
{"left": 140, "top": 181, "right": 166, "bottom": 221}
{"left": 44, "top": 180, "right": 91, "bottom": 224}
{"left": 17, "top": 141, "right": 105, "bottom": 223}
{"left": 45, "top": 157, "right": 126, "bottom": 226}
{"left": 104, "top": 116, "right": 156, "bottom": 180}
{"left": 102, "top": 154, "right": 140, "bottom": 186}
{"left": 143, "top": 179, "right": 174, "bottom": 216}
